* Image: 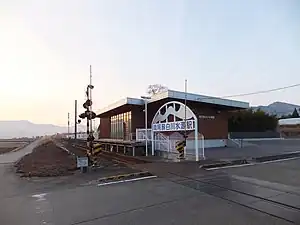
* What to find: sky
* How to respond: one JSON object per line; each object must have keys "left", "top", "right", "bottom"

{"left": 0, "top": 0, "right": 299, "bottom": 126}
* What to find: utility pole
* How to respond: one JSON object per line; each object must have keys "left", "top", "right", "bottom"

{"left": 74, "top": 100, "right": 78, "bottom": 140}
{"left": 86, "top": 87, "right": 90, "bottom": 138}
{"left": 141, "top": 96, "right": 151, "bottom": 156}
{"left": 89, "top": 65, "right": 93, "bottom": 136}
{"left": 184, "top": 79, "right": 187, "bottom": 159}
{"left": 67, "top": 112, "right": 70, "bottom": 137}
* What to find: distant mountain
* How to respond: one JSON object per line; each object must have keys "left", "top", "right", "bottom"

{"left": 253, "top": 102, "right": 300, "bottom": 117}
{"left": 0, "top": 120, "right": 87, "bottom": 139}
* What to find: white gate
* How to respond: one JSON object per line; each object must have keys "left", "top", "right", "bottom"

{"left": 150, "top": 101, "right": 202, "bottom": 161}
{"left": 153, "top": 132, "right": 180, "bottom": 153}
{"left": 153, "top": 131, "right": 205, "bottom": 160}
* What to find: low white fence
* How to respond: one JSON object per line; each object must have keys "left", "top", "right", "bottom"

{"left": 66, "top": 132, "right": 98, "bottom": 140}
{"left": 136, "top": 129, "right": 152, "bottom": 141}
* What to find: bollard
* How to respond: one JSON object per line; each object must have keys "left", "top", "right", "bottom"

{"left": 176, "top": 140, "right": 186, "bottom": 159}
{"left": 80, "top": 166, "right": 88, "bottom": 173}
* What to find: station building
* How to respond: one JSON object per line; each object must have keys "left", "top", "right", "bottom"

{"left": 278, "top": 118, "right": 300, "bottom": 138}
{"left": 96, "top": 89, "right": 249, "bottom": 156}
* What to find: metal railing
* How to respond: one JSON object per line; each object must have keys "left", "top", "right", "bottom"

{"left": 136, "top": 128, "right": 152, "bottom": 141}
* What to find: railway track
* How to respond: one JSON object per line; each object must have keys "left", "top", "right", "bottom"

{"left": 58, "top": 139, "right": 299, "bottom": 222}
{"left": 98, "top": 150, "right": 149, "bottom": 165}
{"left": 166, "top": 171, "right": 300, "bottom": 224}
{"left": 59, "top": 141, "right": 87, "bottom": 157}
{"left": 60, "top": 141, "right": 148, "bottom": 165}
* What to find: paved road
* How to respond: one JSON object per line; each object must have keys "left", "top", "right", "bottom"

{"left": 159, "top": 139, "right": 300, "bottom": 161}
{"left": 2, "top": 157, "right": 300, "bottom": 224}
{"left": 204, "top": 139, "right": 300, "bottom": 160}
{"left": 0, "top": 172, "right": 293, "bottom": 225}
{"left": 217, "top": 157, "right": 300, "bottom": 190}
{"left": 1, "top": 139, "right": 300, "bottom": 225}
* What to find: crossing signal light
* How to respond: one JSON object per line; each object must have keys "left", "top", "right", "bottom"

{"left": 79, "top": 112, "right": 86, "bottom": 119}
{"left": 83, "top": 100, "right": 92, "bottom": 109}
{"left": 87, "top": 111, "right": 96, "bottom": 120}
{"left": 78, "top": 111, "right": 96, "bottom": 120}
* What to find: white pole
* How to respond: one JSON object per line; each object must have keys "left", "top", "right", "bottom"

{"left": 145, "top": 100, "right": 148, "bottom": 156}
{"left": 195, "top": 119, "right": 199, "bottom": 161}
{"left": 168, "top": 136, "right": 170, "bottom": 153}
{"left": 202, "top": 135, "right": 205, "bottom": 159}
{"left": 184, "top": 79, "right": 187, "bottom": 158}
{"left": 184, "top": 79, "right": 187, "bottom": 127}
{"left": 151, "top": 130, "right": 154, "bottom": 156}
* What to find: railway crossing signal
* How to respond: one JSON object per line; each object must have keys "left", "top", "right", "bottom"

{"left": 78, "top": 81, "right": 97, "bottom": 167}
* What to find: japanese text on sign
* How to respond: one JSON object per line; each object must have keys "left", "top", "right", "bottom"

{"left": 152, "top": 120, "right": 195, "bottom": 132}
{"left": 76, "top": 157, "right": 88, "bottom": 168}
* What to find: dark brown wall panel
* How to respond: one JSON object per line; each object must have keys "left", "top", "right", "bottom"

{"left": 99, "top": 117, "right": 110, "bottom": 138}
{"left": 99, "top": 99, "right": 232, "bottom": 140}
{"left": 147, "top": 99, "right": 229, "bottom": 139}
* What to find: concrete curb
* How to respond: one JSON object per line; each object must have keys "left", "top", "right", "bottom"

{"left": 97, "top": 171, "right": 153, "bottom": 183}
{"left": 200, "top": 159, "right": 249, "bottom": 169}
{"left": 83, "top": 171, "right": 153, "bottom": 186}
{"left": 252, "top": 151, "right": 300, "bottom": 163}
{"left": 200, "top": 151, "right": 300, "bottom": 169}
{"left": 200, "top": 162, "right": 231, "bottom": 169}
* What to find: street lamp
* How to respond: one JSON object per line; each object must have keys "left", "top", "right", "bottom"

{"left": 141, "top": 96, "right": 151, "bottom": 156}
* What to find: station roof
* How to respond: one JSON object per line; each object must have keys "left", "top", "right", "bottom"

{"left": 278, "top": 118, "right": 300, "bottom": 125}
{"left": 96, "top": 89, "right": 249, "bottom": 116}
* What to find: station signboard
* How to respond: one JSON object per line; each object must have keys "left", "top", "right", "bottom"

{"left": 152, "top": 119, "right": 195, "bottom": 132}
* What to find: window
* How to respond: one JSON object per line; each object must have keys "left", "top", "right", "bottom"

{"left": 110, "top": 111, "right": 132, "bottom": 140}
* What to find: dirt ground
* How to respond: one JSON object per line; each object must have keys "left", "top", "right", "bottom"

{"left": 0, "top": 147, "right": 16, "bottom": 154}
{"left": 0, "top": 141, "right": 28, "bottom": 154}
{"left": 15, "top": 140, "right": 77, "bottom": 177}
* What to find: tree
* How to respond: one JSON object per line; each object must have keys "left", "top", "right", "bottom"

{"left": 228, "top": 109, "right": 278, "bottom": 132}
{"left": 291, "top": 108, "right": 299, "bottom": 118}
{"left": 147, "top": 84, "right": 168, "bottom": 96}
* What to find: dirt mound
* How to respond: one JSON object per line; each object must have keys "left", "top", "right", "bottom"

{"left": 15, "top": 140, "right": 77, "bottom": 177}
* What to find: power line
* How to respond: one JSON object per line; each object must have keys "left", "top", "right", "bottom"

{"left": 221, "top": 83, "right": 300, "bottom": 98}
{"left": 197, "top": 83, "right": 300, "bottom": 101}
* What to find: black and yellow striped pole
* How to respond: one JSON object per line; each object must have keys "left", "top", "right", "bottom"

{"left": 176, "top": 140, "right": 186, "bottom": 159}
{"left": 93, "top": 143, "right": 103, "bottom": 155}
